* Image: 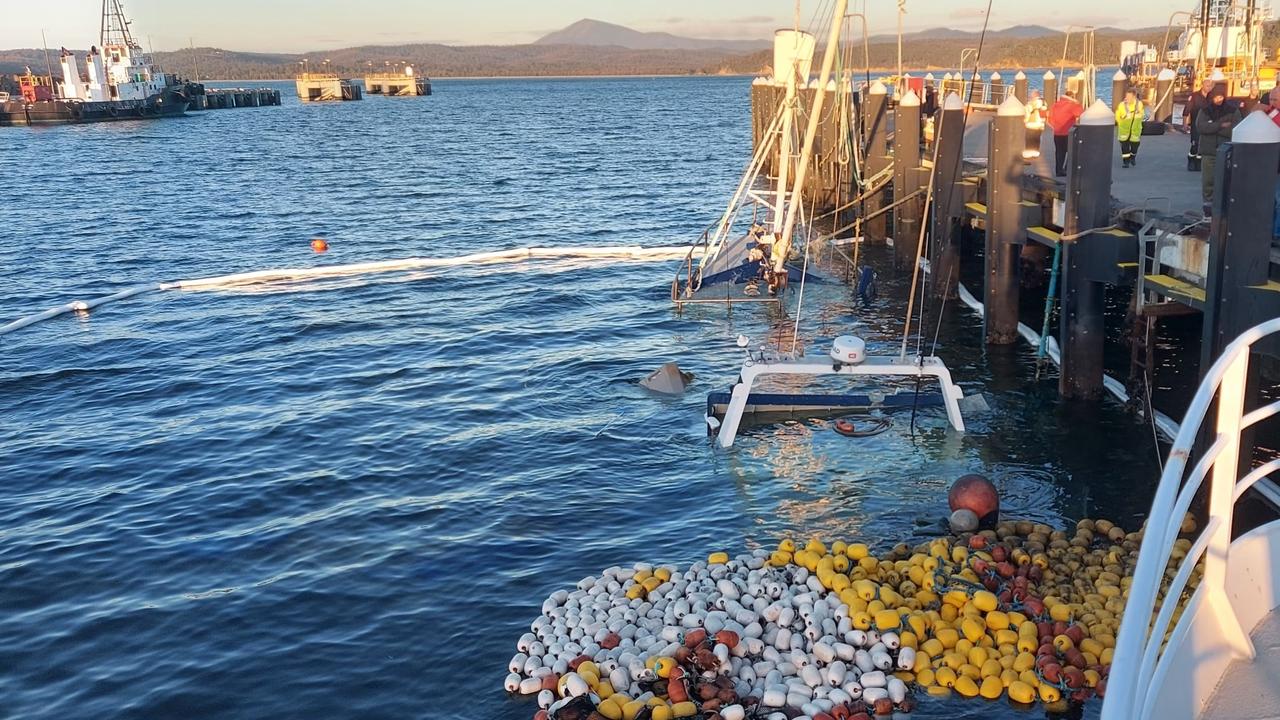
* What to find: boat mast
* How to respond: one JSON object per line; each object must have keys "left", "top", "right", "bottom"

{"left": 772, "top": 1, "right": 803, "bottom": 236}
{"left": 102, "top": 0, "right": 137, "bottom": 48}
{"left": 773, "top": 0, "right": 850, "bottom": 273}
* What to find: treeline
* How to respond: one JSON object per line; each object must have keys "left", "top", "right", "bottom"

{"left": 0, "top": 25, "right": 1259, "bottom": 81}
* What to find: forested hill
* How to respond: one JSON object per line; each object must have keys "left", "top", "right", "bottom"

{"left": 0, "top": 25, "right": 1231, "bottom": 81}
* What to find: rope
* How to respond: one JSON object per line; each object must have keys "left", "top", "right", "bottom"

{"left": 790, "top": 191, "right": 819, "bottom": 355}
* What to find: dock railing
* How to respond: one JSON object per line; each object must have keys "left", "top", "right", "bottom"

{"left": 1102, "top": 317, "right": 1280, "bottom": 720}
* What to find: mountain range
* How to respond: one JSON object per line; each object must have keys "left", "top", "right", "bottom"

{"left": 0, "top": 19, "right": 1178, "bottom": 81}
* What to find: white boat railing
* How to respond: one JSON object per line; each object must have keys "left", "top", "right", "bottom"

{"left": 1103, "top": 317, "right": 1280, "bottom": 720}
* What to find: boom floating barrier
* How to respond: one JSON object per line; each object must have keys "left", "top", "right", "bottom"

{"left": 0, "top": 245, "right": 694, "bottom": 338}
{"left": 505, "top": 516, "right": 1204, "bottom": 719}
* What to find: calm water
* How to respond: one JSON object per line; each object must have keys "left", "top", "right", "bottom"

{"left": 1, "top": 77, "right": 1164, "bottom": 720}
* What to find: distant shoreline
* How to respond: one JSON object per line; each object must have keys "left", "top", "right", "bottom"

{"left": 198, "top": 64, "right": 1094, "bottom": 84}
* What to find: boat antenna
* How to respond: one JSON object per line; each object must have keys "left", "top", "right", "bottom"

{"left": 40, "top": 29, "right": 54, "bottom": 86}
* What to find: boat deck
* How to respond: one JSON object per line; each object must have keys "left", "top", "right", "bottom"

{"left": 1200, "top": 608, "right": 1280, "bottom": 719}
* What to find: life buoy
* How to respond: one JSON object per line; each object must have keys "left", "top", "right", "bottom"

{"left": 834, "top": 417, "right": 892, "bottom": 438}
{"left": 107, "top": 105, "right": 120, "bottom": 118}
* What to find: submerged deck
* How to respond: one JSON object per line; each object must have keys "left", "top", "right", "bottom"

{"left": 1201, "top": 609, "right": 1280, "bottom": 720}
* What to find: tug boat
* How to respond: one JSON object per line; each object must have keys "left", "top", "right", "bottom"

{"left": 0, "top": 0, "right": 189, "bottom": 127}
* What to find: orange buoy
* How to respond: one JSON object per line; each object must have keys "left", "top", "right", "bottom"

{"left": 310, "top": 238, "right": 329, "bottom": 253}
{"left": 948, "top": 474, "right": 1000, "bottom": 526}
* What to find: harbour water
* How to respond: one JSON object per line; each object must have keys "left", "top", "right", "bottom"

{"left": 0, "top": 76, "right": 1165, "bottom": 719}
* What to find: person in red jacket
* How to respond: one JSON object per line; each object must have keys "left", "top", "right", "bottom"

{"left": 1047, "top": 90, "right": 1085, "bottom": 177}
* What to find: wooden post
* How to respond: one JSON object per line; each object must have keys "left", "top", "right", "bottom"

{"left": 1059, "top": 101, "right": 1115, "bottom": 400}
{"left": 986, "top": 95, "right": 1026, "bottom": 344}
{"left": 1043, "top": 71, "right": 1058, "bottom": 104}
{"left": 893, "top": 89, "right": 922, "bottom": 267}
{"left": 930, "top": 92, "right": 966, "bottom": 299}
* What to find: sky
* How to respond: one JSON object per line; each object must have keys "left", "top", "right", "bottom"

{"left": 1, "top": 0, "right": 1187, "bottom": 53}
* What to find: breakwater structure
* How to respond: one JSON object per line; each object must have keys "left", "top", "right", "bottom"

{"left": 295, "top": 72, "right": 362, "bottom": 102}
{"left": 749, "top": 67, "right": 1280, "bottom": 454}
{"left": 364, "top": 65, "right": 431, "bottom": 97}
{"left": 187, "top": 84, "right": 283, "bottom": 110}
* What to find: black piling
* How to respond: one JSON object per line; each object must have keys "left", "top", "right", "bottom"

{"left": 1059, "top": 101, "right": 1116, "bottom": 400}
{"left": 1111, "top": 71, "right": 1128, "bottom": 111}
{"left": 1013, "top": 71, "right": 1028, "bottom": 104}
{"left": 1154, "top": 69, "right": 1175, "bottom": 124}
{"left": 985, "top": 96, "right": 1026, "bottom": 344}
{"left": 892, "top": 89, "right": 923, "bottom": 267}
{"left": 1202, "top": 112, "right": 1280, "bottom": 363}
{"left": 930, "top": 92, "right": 966, "bottom": 299}
{"left": 1043, "top": 71, "right": 1058, "bottom": 104}
{"left": 863, "top": 81, "right": 890, "bottom": 242}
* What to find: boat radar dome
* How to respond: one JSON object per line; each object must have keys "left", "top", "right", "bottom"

{"left": 830, "top": 336, "right": 867, "bottom": 367}
{"left": 998, "top": 94, "right": 1025, "bottom": 116}
{"left": 899, "top": 89, "right": 920, "bottom": 107}
{"left": 943, "top": 92, "right": 964, "bottom": 111}
{"left": 869, "top": 80, "right": 887, "bottom": 95}
{"left": 1079, "top": 100, "right": 1116, "bottom": 125}
{"left": 1232, "top": 111, "right": 1280, "bottom": 144}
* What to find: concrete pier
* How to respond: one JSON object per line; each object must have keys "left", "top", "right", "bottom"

{"left": 295, "top": 73, "right": 362, "bottom": 102}
{"left": 365, "top": 67, "right": 432, "bottom": 96}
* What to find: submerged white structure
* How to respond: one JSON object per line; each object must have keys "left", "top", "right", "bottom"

{"left": 709, "top": 336, "right": 967, "bottom": 448}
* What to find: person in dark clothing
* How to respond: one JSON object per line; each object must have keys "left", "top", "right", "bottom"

{"left": 1195, "top": 89, "right": 1243, "bottom": 216}
{"left": 1184, "top": 79, "right": 1214, "bottom": 171}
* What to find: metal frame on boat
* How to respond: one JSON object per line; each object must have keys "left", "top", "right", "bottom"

{"left": 708, "top": 337, "right": 967, "bottom": 448}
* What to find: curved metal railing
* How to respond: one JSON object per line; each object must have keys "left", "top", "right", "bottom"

{"left": 1103, "top": 317, "right": 1280, "bottom": 720}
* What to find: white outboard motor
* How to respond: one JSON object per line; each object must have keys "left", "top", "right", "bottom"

{"left": 830, "top": 336, "right": 866, "bottom": 369}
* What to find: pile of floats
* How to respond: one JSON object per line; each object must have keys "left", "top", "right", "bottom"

{"left": 503, "top": 496, "right": 1199, "bottom": 719}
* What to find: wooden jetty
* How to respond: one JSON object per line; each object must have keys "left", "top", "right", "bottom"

{"left": 749, "top": 72, "right": 1280, "bottom": 408}
{"left": 295, "top": 73, "right": 362, "bottom": 102}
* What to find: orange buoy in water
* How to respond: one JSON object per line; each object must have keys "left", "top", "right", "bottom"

{"left": 310, "top": 238, "right": 329, "bottom": 253}
{"left": 948, "top": 474, "right": 1000, "bottom": 526}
